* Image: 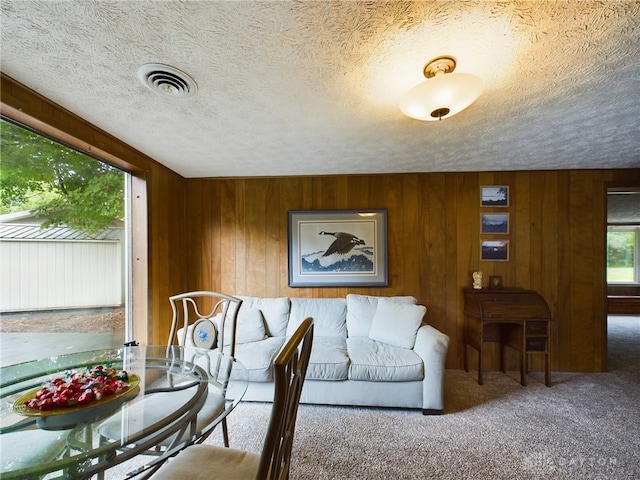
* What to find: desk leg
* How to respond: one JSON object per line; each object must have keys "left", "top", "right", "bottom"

{"left": 464, "top": 316, "right": 484, "bottom": 385}
{"left": 464, "top": 344, "right": 483, "bottom": 385}
{"left": 545, "top": 352, "right": 551, "bottom": 387}
{"left": 545, "top": 323, "right": 551, "bottom": 387}
{"left": 499, "top": 327, "right": 506, "bottom": 374}
{"left": 520, "top": 331, "right": 527, "bottom": 387}
{"left": 464, "top": 344, "right": 469, "bottom": 372}
{"left": 477, "top": 345, "right": 483, "bottom": 385}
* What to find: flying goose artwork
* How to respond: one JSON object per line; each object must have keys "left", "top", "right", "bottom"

{"left": 319, "top": 231, "right": 365, "bottom": 256}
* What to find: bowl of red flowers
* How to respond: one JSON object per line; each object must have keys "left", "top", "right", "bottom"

{"left": 13, "top": 365, "right": 139, "bottom": 429}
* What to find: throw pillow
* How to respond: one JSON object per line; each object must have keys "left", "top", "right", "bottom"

{"left": 221, "top": 307, "right": 267, "bottom": 345}
{"left": 346, "top": 294, "right": 379, "bottom": 337}
{"left": 237, "top": 296, "right": 290, "bottom": 337}
{"left": 346, "top": 294, "right": 418, "bottom": 337}
{"left": 368, "top": 298, "right": 426, "bottom": 349}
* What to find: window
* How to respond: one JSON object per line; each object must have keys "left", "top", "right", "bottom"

{"left": 607, "top": 227, "right": 638, "bottom": 283}
{"left": 0, "top": 118, "right": 129, "bottom": 365}
{"left": 607, "top": 190, "right": 640, "bottom": 285}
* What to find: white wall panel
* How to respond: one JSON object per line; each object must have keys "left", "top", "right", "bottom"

{"left": 0, "top": 240, "right": 122, "bottom": 312}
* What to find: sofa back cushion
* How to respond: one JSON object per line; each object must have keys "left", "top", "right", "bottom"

{"left": 218, "top": 307, "right": 267, "bottom": 345}
{"left": 287, "top": 298, "right": 347, "bottom": 337}
{"left": 346, "top": 294, "right": 417, "bottom": 337}
{"left": 237, "top": 296, "right": 290, "bottom": 337}
{"left": 368, "top": 298, "right": 426, "bottom": 349}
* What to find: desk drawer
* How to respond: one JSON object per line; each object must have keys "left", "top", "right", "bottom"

{"left": 526, "top": 321, "right": 548, "bottom": 335}
{"left": 526, "top": 337, "right": 547, "bottom": 351}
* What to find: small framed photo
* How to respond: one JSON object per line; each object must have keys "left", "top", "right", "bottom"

{"left": 481, "top": 239, "right": 509, "bottom": 261}
{"left": 481, "top": 186, "right": 509, "bottom": 207}
{"left": 490, "top": 275, "right": 503, "bottom": 289}
{"left": 481, "top": 213, "right": 509, "bottom": 234}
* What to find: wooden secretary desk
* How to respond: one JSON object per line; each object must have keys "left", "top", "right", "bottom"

{"left": 463, "top": 288, "right": 552, "bottom": 387}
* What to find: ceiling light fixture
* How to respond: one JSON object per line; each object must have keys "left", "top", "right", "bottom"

{"left": 399, "top": 56, "right": 483, "bottom": 121}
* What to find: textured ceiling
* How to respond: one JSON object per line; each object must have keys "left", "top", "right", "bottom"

{"left": 1, "top": 1, "right": 639, "bottom": 178}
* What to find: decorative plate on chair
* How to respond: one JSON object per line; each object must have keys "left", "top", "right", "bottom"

{"left": 192, "top": 318, "right": 217, "bottom": 349}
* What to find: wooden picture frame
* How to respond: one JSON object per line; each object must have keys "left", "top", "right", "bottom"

{"left": 481, "top": 213, "right": 509, "bottom": 234}
{"left": 481, "top": 185, "right": 509, "bottom": 207}
{"left": 288, "top": 209, "right": 388, "bottom": 287}
{"left": 489, "top": 275, "right": 503, "bottom": 289}
{"left": 481, "top": 239, "right": 509, "bottom": 261}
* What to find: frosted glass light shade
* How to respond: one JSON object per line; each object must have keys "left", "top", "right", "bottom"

{"left": 399, "top": 73, "right": 484, "bottom": 121}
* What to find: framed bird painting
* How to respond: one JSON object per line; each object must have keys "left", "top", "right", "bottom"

{"left": 288, "top": 209, "right": 388, "bottom": 287}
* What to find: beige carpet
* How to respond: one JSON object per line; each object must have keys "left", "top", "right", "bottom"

{"left": 109, "top": 315, "right": 639, "bottom": 479}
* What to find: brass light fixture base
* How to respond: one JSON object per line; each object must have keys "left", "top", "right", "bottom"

{"left": 423, "top": 56, "right": 457, "bottom": 79}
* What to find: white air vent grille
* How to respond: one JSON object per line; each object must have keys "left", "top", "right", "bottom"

{"left": 136, "top": 64, "right": 197, "bottom": 98}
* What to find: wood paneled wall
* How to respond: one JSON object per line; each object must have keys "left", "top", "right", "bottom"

{"left": 185, "top": 170, "right": 640, "bottom": 372}
{"left": 4, "top": 74, "right": 639, "bottom": 372}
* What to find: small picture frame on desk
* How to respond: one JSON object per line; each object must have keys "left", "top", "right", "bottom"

{"left": 489, "top": 275, "right": 503, "bottom": 289}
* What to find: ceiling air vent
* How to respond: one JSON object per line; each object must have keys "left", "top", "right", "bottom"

{"left": 136, "top": 63, "right": 197, "bottom": 98}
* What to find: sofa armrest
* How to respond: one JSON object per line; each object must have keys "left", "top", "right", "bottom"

{"left": 413, "top": 324, "right": 449, "bottom": 414}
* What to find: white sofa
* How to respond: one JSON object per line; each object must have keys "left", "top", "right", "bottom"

{"left": 184, "top": 294, "right": 450, "bottom": 414}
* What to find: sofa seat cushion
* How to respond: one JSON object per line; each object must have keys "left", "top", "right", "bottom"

{"left": 346, "top": 338, "right": 424, "bottom": 382}
{"left": 232, "top": 337, "right": 286, "bottom": 382}
{"left": 306, "top": 336, "right": 350, "bottom": 381}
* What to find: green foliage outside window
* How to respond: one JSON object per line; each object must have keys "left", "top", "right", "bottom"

{"left": 607, "top": 231, "right": 636, "bottom": 283}
{"left": 0, "top": 119, "right": 124, "bottom": 234}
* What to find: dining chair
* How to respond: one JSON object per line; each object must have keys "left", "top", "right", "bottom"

{"left": 150, "top": 316, "right": 314, "bottom": 480}
{"left": 97, "top": 292, "right": 243, "bottom": 456}
{"left": 169, "top": 291, "right": 243, "bottom": 447}
{"left": 169, "top": 291, "right": 243, "bottom": 358}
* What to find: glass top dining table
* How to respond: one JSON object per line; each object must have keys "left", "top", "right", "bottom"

{"left": 0, "top": 345, "right": 247, "bottom": 480}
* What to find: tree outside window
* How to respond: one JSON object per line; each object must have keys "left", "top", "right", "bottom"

{"left": 1, "top": 119, "right": 124, "bottom": 233}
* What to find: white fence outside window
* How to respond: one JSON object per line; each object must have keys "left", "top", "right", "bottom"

{"left": 0, "top": 223, "right": 124, "bottom": 312}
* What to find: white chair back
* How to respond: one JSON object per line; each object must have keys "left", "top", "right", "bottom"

{"left": 168, "top": 291, "right": 243, "bottom": 357}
